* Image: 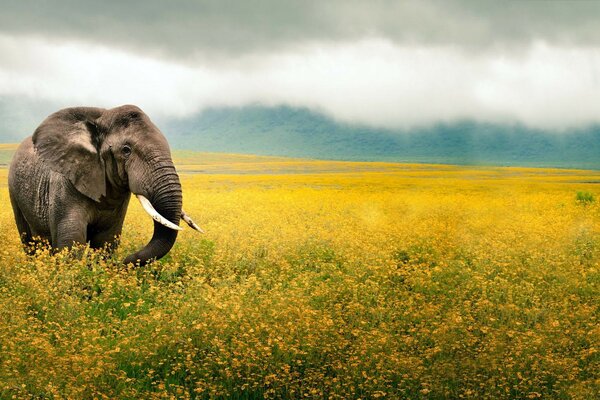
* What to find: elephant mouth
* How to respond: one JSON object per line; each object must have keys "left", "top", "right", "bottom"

{"left": 135, "top": 194, "right": 203, "bottom": 233}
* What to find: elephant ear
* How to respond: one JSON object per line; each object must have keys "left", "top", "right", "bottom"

{"left": 32, "top": 107, "right": 107, "bottom": 202}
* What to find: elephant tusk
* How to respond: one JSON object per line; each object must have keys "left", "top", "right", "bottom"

{"left": 181, "top": 210, "right": 205, "bottom": 233}
{"left": 136, "top": 194, "right": 182, "bottom": 231}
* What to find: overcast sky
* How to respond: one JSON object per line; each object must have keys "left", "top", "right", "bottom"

{"left": 1, "top": 0, "right": 600, "bottom": 129}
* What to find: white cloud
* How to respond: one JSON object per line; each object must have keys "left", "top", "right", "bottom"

{"left": 1, "top": 34, "right": 600, "bottom": 129}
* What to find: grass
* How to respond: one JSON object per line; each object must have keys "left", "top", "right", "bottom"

{"left": 0, "top": 153, "right": 599, "bottom": 399}
{"left": 576, "top": 191, "right": 596, "bottom": 205}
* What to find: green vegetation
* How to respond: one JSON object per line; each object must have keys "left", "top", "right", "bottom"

{"left": 577, "top": 191, "right": 596, "bottom": 205}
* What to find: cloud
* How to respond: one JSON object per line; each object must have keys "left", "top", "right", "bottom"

{"left": 2, "top": 1, "right": 600, "bottom": 60}
{"left": 1, "top": 34, "right": 599, "bottom": 129}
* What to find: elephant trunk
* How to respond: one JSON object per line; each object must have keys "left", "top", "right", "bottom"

{"left": 123, "top": 163, "right": 182, "bottom": 266}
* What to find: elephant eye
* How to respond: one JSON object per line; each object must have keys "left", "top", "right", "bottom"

{"left": 122, "top": 144, "right": 132, "bottom": 156}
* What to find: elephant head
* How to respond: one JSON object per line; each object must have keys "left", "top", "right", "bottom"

{"left": 32, "top": 105, "right": 201, "bottom": 265}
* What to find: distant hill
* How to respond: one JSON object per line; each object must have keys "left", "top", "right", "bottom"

{"left": 0, "top": 96, "right": 59, "bottom": 143}
{"left": 163, "top": 106, "right": 600, "bottom": 169}
{"left": 1, "top": 99, "right": 598, "bottom": 169}
{"left": 0, "top": 144, "right": 17, "bottom": 166}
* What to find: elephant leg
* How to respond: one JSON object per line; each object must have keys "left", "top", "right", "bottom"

{"left": 9, "top": 194, "right": 35, "bottom": 253}
{"left": 52, "top": 212, "right": 88, "bottom": 250}
{"left": 89, "top": 205, "right": 127, "bottom": 254}
{"left": 89, "top": 228, "right": 122, "bottom": 253}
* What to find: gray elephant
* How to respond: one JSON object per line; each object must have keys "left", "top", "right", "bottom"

{"left": 8, "top": 105, "right": 202, "bottom": 265}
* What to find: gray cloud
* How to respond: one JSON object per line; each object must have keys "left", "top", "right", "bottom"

{"left": 2, "top": 0, "right": 600, "bottom": 60}
{"left": 2, "top": 35, "right": 599, "bottom": 129}
{"left": 2, "top": 1, "right": 600, "bottom": 130}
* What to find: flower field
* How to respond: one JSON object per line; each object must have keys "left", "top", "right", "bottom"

{"left": 0, "top": 151, "right": 599, "bottom": 399}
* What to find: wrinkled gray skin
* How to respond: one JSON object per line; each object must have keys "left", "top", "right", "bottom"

{"left": 8, "top": 105, "right": 182, "bottom": 265}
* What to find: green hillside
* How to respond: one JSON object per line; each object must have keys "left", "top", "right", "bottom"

{"left": 163, "top": 106, "right": 600, "bottom": 169}
{"left": 1, "top": 101, "right": 599, "bottom": 169}
{"left": 0, "top": 144, "right": 17, "bottom": 166}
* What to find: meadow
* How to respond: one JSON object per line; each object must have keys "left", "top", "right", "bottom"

{"left": 0, "top": 147, "right": 598, "bottom": 399}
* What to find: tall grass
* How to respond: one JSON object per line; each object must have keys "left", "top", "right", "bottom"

{"left": 0, "top": 160, "right": 599, "bottom": 399}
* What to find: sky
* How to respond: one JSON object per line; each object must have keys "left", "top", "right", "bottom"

{"left": 1, "top": 0, "right": 600, "bottom": 130}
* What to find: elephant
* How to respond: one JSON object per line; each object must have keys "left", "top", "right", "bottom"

{"left": 8, "top": 105, "right": 202, "bottom": 265}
